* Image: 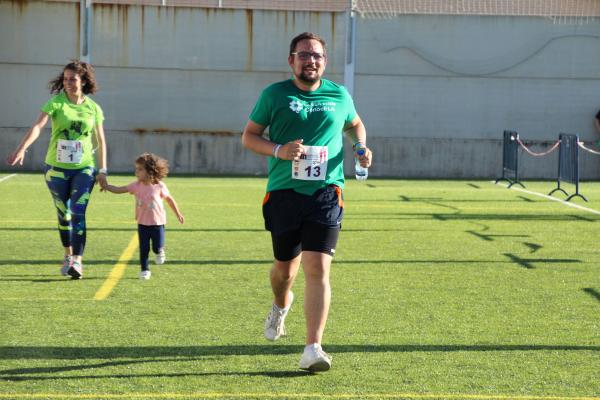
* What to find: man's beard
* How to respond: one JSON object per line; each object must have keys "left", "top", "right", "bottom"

{"left": 298, "top": 70, "right": 319, "bottom": 84}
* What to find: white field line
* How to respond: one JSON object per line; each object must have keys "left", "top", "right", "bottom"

{"left": 0, "top": 173, "right": 17, "bottom": 183}
{"left": 492, "top": 182, "right": 600, "bottom": 215}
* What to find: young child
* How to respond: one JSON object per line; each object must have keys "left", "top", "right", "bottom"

{"left": 103, "top": 153, "right": 184, "bottom": 280}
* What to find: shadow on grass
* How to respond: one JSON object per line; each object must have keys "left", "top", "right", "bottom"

{"left": 347, "top": 213, "right": 598, "bottom": 222}
{"left": 465, "top": 230, "right": 529, "bottom": 242}
{"left": 0, "top": 357, "right": 311, "bottom": 380}
{"left": 517, "top": 196, "right": 536, "bottom": 203}
{"left": 0, "top": 260, "right": 140, "bottom": 266}
{"left": 583, "top": 288, "right": 600, "bottom": 303}
{"left": 0, "top": 260, "right": 271, "bottom": 267}
{"left": 0, "top": 277, "right": 106, "bottom": 283}
{"left": 1, "top": 343, "right": 598, "bottom": 381}
{"left": 0, "top": 257, "right": 583, "bottom": 268}
{"left": 503, "top": 253, "right": 579, "bottom": 269}
{"left": 0, "top": 370, "right": 311, "bottom": 381}
{"left": 1, "top": 344, "right": 598, "bottom": 361}
{"left": 0, "top": 227, "right": 265, "bottom": 233}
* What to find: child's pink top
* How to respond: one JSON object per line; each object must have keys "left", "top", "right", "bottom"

{"left": 127, "top": 181, "right": 170, "bottom": 226}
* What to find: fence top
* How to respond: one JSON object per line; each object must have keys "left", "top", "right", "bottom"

{"left": 44, "top": 0, "right": 349, "bottom": 12}
{"left": 43, "top": 0, "right": 600, "bottom": 19}
{"left": 353, "top": 0, "right": 600, "bottom": 18}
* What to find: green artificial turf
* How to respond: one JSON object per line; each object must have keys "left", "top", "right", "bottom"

{"left": 0, "top": 174, "right": 598, "bottom": 400}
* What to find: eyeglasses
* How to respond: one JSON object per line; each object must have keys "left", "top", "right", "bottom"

{"left": 291, "top": 51, "right": 326, "bottom": 62}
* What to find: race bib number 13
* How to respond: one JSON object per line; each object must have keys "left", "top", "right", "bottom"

{"left": 292, "top": 145, "right": 328, "bottom": 181}
{"left": 56, "top": 139, "right": 83, "bottom": 163}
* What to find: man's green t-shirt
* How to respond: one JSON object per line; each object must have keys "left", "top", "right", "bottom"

{"left": 249, "top": 78, "right": 357, "bottom": 195}
{"left": 42, "top": 92, "right": 104, "bottom": 169}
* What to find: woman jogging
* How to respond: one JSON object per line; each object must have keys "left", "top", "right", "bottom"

{"left": 6, "top": 60, "right": 108, "bottom": 280}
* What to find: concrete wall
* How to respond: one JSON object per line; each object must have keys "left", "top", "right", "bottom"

{"left": 2, "top": 1, "right": 600, "bottom": 178}
{"left": 354, "top": 15, "right": 600, "bottom": 178}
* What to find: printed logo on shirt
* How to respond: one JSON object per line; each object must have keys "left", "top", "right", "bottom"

{"left": 289, "top": 99, "right": 304, "bottom": 113}
{"left": 288, "top": 97, "right": 336, "bottom": 115}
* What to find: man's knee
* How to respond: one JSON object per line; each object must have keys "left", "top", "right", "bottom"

{"left": 302, "top": 253, "right": 331, "bottom": 281}
{"left": 273, "top": 258, "right": 300, "bottom": 281}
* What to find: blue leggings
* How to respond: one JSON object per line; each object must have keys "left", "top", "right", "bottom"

{"left": 138, "top": 224, "right": 165, "bottom": 271}
{"left": 44, "top": 165, "right": 96, "bottom": 256}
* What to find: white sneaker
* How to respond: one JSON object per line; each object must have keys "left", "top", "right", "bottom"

{"left": 139, "top": 270, "right": 151, "bottom": 280}
{"left": 68, "top": 260, "right": 83, "bottom": 280}
{"left": 155, "top": 249, "right": 166, "bottom": 265}
{"left": 60, "top": 255, "right": 72, "bottom": 276}
{"left": 299, "top": 344, "right": 332, "bottom": 372}
{"left": 264, "top": 291, "right": 294, "bottom": 341}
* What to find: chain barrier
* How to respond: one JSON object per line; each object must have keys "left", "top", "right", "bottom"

{"left": 577, "top": 141, "right": 600, "bottom": 155}
{"left": 516, "top": 137, "right": 560, "bottom": 157}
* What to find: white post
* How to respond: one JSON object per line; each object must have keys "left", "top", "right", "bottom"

{"left": 344, "top": 0, "right": 356, "bottom": 96}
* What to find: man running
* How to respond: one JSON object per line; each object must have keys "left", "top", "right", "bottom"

{"left": 241, "top": 32, "right": 372, "bottom": 372}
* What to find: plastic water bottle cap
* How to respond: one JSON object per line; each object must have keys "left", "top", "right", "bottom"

{"left": 356, "top": 149, "right": 365, "bottom": 156}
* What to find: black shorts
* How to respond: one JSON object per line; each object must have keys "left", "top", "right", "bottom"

{"left": 262, "top": 185, "right": 344, "bottom": 261}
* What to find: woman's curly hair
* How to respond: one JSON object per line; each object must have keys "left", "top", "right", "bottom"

{"left": 48, "top": 60, "right": 98, "bottom": 95}
{"left": 136, "top": 153, "right": 169, "bottom": 184}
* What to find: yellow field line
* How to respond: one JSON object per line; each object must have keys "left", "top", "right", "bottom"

{"left": 0, "top": 392, "right": 598, "bottom": 400}
{"left": 93, "top": 233, "right": 138, "bottom": 301}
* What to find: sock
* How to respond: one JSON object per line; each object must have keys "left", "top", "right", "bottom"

{"left": 305, "top": 343, "right": 320, "bottom": 352}
{"left": 274, "top": 298, "right": 291, "bottom": 312}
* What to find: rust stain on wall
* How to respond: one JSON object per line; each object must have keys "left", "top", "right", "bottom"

{"left": 140, "top": 5, "right": 145, "bottom": 42}
{"left": 310, "top": 11, "right": 322, "bottom": 27}
{"left": 330, "top": 12, "right": 336, "bottom": 68}
{"left": 133, "top": 128, "right": 240, "bottom": 137}
{"left": 77, "top": 1, "right": 81, "bottom": 56}
{"left": 9, "top": 0, "right": 27, "bottom": 14}
{"left": 95, "top": 4, "right": 130, "bottom": 63}
{"left": 94, "top": 4, "right": 129, "bottom": 32}
{"left": 246, "top": 9, "right": 254, "bottom": 71}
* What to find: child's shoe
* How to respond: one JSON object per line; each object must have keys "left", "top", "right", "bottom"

{"left": 155, "top": 249, "right": 166, "bottom": 265}
{"left": 139, "top": 270, "right": 151, "bottom": 280}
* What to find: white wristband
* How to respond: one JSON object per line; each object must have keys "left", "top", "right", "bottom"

{"left": 273, "top": 144, "right": 282, "bottom": 159}
{"left": 98, "top": 168, "right": 108, "bottom": 175}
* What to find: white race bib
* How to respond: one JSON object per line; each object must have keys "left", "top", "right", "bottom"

{"left": 292, "top": 145, "right": 328, "bottom": 181}
{"left": 56, "top": 139, "right": 84, "bottom": 164}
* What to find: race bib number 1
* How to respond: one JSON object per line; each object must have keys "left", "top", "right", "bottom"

{"left": 56, "top": 139, "right": 83, "bottom": 163}
{"left": 292, "top": 145, "right": 328, "bottom": 181}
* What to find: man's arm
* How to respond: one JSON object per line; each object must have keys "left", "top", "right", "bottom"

{"left": 241, "top": 120, "right": 274, "bottom": 156}
{"left": 344, "top": 115, "right": 372, "bottom": 168}
{"left": 241, "top": 120, "right": 304, "bottom": 161}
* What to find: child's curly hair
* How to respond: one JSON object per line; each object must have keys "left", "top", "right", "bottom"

{"left": 136, "top": 153, "right": 169, "bottom": 184}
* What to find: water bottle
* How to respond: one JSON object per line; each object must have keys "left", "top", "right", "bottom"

{"left": 354, "top": 145, "right": 368, "bottom": 181}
